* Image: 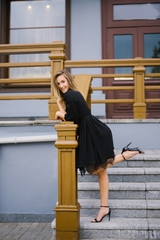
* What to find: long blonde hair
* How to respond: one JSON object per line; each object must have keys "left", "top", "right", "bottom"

{"left": 53, "top": 70, "right": 79, "bottom": 101}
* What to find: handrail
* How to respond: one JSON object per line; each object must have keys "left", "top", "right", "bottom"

{"left": 0, "top": 62, "right": 50, "bottom": 68}
{"left": 92, "top": 86, "right": 134, "bottom": 91}
{"left": 0, "top": 42, "right": 66, "bottom": 54}
{"left": 0, "top": 78, "right": 50, "bottom": 83}
{"left": 65, "top": 58, "right": 160, "bottom": 68}
{"left": 92, "top": 99, "right": 134, "bottom": 103}
{"left": 0, "top": 94, "right": 50, "bottom": 100}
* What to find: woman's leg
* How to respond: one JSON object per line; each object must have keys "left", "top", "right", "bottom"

{"left": 91, "top": 150, "right": 140, "bottom": 222}
{"left": 91, "top": 169, "right": 109, "bottom": 222}
{"left": 108, "top": 150, "right": 139, "bottom": 167}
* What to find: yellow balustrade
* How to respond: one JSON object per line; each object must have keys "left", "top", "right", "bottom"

{"left": 0, "top": 41, "right": 160, "bottom": 119}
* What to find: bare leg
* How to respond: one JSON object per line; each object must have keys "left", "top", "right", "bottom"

{"left": 92, "top": 150, "right": 140, "bottom": 174}
{"left": 91, "top": 169, "right": 109, "bottom": 222}
{"left": 107, "top": 150, "right": 139, "bottom": 167}
{"left": 91, "top": 150, "right": 140, "bottom": 222}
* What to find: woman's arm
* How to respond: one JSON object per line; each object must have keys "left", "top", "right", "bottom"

{"left": 57, "top": 99, "right": 66, "bottom": 114}
{"left": 55, "top": 99, "right": 66, "bottom": 120}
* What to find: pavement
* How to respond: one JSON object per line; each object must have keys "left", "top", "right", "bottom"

{"left": 0, "top": 223, "right": 53, "bottom": 240}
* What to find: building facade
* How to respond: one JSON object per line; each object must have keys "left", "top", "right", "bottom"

{"left": 0, "top": 0, "right": 160, "bottom": 118}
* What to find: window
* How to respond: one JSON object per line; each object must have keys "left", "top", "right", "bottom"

{"left": 144, "top": 33, "right": 160, "bottom": 73}
{"left": 10, "top": 0, "right": 66, "bottom": 78}
{"left": 114, "top": 34, "right": 133, "bottom": 74}
{"left": 113, "top": 3, "right": 160, "bottom": 20}
{"left": 10, "top": 0, "right": 65, "bottom": 44}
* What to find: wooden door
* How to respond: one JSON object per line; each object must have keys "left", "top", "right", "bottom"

{"left": 104, "top": 28, "right": 138, "bottom": 118}
{"left": 102, "top": 0, "right": 160, "bottom": 118}
{"left": 138, "top": 27, "right": 160, "bottom": 118}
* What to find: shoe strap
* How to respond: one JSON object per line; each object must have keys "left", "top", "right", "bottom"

{"left": 101, "top": 205, "right": 109, "bottom": 208}
{"left": 121, "top": 153, "right": 126, "bottom": 160}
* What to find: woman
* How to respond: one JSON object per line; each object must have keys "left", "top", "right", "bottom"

{"left": 53, "top": 70, "right": 144, "bottom": 223}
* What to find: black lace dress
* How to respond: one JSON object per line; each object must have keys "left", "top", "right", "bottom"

{"left": 64, "top": 89, "right": 115, "bottom": 175}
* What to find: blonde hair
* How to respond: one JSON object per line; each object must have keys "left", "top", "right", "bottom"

{"left": 53, "top": 70, "right": 79, "bottom": 101}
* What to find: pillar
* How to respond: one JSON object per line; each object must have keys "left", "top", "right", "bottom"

{"left": 48, "top": 41, "right": 66, "bottom": 120}
{"left": 54, "top": 122, "right": 80, "bottom": 240}
{"left": 133, "top": 59, "right": 146, "bottom": 119}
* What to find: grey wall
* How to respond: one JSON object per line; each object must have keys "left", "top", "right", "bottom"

{"left": 71, "top": 0, "right": 105, "bottom": 117}
{"left": 0, "top": 99, "right": 49, "bottom": 118}
{"left": 0, "top": 141, "right": 58, "bottom": 221}
{"left": 108, "top": 122, "right": 160, "bottom": 150}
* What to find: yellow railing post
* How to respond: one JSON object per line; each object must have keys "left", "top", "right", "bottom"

{"left": 48, "top": 41, "right": 66, "bottom": 120}
{"left": 133, "top": 58, "right": 146, "bottom": 119}
{"left": 87, "top": 86, "right": 93, "bottom": 110}
{"left": 54, "top": 122, "right": 80, "bottom": 240}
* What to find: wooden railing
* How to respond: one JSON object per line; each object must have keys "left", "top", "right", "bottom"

{"left": 65, "top": 58, "right": 160, "bottom": 104}
{"left": 0, "top": 41, "right": 160, "bottom": 119}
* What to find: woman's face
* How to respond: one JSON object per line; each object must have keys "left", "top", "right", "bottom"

{"left": 56, "top": 74, "right": 69, "bottom": 93}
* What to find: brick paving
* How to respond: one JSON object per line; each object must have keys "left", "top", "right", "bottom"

{"left": 0, "top": 223, "right": 54, "bottom": 240}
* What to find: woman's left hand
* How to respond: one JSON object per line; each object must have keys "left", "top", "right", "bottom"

{"left": 55, "top": 111, "right": 64, "bottom": 120}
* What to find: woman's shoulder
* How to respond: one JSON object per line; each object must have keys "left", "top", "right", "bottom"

{"left": 65, "top": 89, "right": 83, "bottom": 99}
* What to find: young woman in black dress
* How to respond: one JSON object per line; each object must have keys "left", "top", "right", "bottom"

{"left": 53, "top": 70, "right": 144, "bottom": 223}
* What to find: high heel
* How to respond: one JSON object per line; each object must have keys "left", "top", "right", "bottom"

{"left": 121, "top": 142, "right": 144, "bottom": 154}
{"left": 91, "top": 206, "right": 111, "bottom": 223}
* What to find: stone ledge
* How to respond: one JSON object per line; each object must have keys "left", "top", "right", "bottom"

{"left": 108, "top": 167, "right": 160, "bottom": 175}
{"left": 0, "top": 134, "right": 57, "bottom": 144}
{"left": 0, "top": 119, "right": 60, "bottom": 126}
{"left": 79, "top": 199, "right": 160, "bottom": 210}
{"left": 78, "top": 182, "right": 160, "bottom": 191}
{"left": 0, "top": 118, "right": 160, "bottom": 126}
{"left": 78, "top": 182, "right": 146, "bottom": 191}
{"left": 80, "top": 217, "right": 158, "bottom": 230}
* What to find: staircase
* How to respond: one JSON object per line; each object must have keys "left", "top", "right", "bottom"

{"left": 78, "top": 150, "right": 160, "bottom": 240}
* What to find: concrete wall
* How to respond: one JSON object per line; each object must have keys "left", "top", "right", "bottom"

{"left": 71, "top": 0, "right": 105, "bottom": 117}
{"left": 0, "top": 126, "right": 58, "bottom": 222}
{"left": 108, "top": 121, "right": 160, "bottom": 150}
{"left": 0, "top": 98, "right": 49, "bottom": 119}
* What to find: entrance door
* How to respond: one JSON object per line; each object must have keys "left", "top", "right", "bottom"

{"left": 102, "top": 0, "right": 160, "bottom": 118}
{"left": 138, "top": 27, "right": 160, "bottom": 118}
{"left": 104, "top": 28, "right": 138, "bottom": 118}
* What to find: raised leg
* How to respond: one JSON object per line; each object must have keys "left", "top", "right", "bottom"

{"left": 107, "top": 150, "right": 139, "bottom": 168}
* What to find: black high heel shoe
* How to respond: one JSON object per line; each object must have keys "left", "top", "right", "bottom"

{"left": 91, "top": 206, "right": 111, "bottom": 223}
{"left": 121, "top": 142, "right": 145, "bottom": 155}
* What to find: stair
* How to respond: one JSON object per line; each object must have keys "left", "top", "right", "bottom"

{"left": 78, "top": 150, "right": 160, "bottom": 239}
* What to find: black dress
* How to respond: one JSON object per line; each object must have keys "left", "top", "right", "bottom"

{"left": 64, "top": 89, "right": 115, "bottom": 175}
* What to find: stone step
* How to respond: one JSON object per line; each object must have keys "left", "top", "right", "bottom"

{"left": 79, "top": 199, "right": 160, "bottom": 218}
{"left": 78, "top": 168, "right": 160, "bottom": 182}
{"left": 79, "top": 217, "right": 160, "bottom": 239}
{"left": 52, "top": 217, "right": 160, "bottom": 239}
{"left": 78, "top": 182, "right": 160, "bottom": 199}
